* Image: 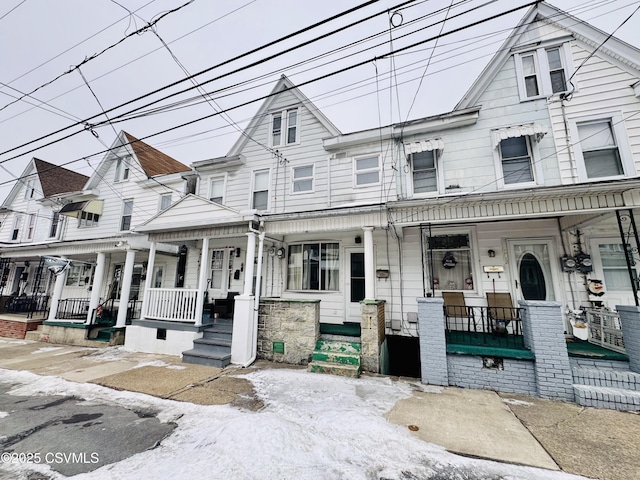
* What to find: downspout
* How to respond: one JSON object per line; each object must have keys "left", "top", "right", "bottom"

{"left": 241, "top": 223, "right": 265, "bottom": 367}
{"left": 327, "top": 156, "right": 332, "bottom": 207}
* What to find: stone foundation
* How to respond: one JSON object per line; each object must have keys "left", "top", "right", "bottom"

{"left": 361, "top": 300, "right": 385, "bottom": 373}
{"left": 258, "top": 298, "right": 320, "bottom": 365}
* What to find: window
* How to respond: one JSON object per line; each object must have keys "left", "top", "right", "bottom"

{"left": 598, "top": 243, "right": 636, "bottom": 291}
{"left": 423, "top": 233, "right": 474, "bottom": 291}
{"left": 287, "top": 243, "right": 339, "bottom": 291}
{"left": 252, "top": 170, "right": 269, "bottom": 211}
{"left": 499, "top": 137, "right": 534, "bottom": 184}
{"left": 24, "top": 180, "right": 35, "bottom": 200}
{"left": 271, "top": 108, "right": 299, "bottom": 146}
{"left": 110, "top": 264, "right": 143, "bottom": 300}
{"left": 11, "top": 215, "right": 21, "bottom": 241}
{"left": 120, "top": 200, "right": 133, "bottom": 231}
{"left": 26, "top": 214, "right": 36, "bottom": 240}
{"left": 515, "top": 44, "right": 572, "bottom": 100}
{"left": 210, "top": 249, "right": 225, "bottom": 290}
{"left": 292, "top": 165, "right": 313, "bottom": 193}
{"left": 209, "top": 177, "right": 225, "bottom": 204}
{"left": 578, "top": 120, "right": 622, "bottom": 178}
{"left": 65, "top": 264, "right": 94, "bottom": 287}
{"left": 49, "top": 212, "right": 60, "bottom": 238}
{"left": 114, "top": 156, "right": 131, "bottom": 182}
{"left": 152, "top": 265, "right": 164, "bottom": 288}
{"left": 159, "top": 194, "right": 172, "bottom": 212}
{"left": 410, "top": 150, "right": 437, "bottom": 194}
{"left": 79, "top": 211, "right": 100, "bottom": 227}
{"left": 354, "top": 155, "right": 380, "bottom": 186}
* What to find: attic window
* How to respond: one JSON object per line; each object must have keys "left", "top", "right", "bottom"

{"left": 24, "top": 179, "right": 35, "bottom": 200}
{"left": 271, "top": 108, "right": 299, "bottom": 147}
{"left": 114, "top": 156, "right": 131, "bottom": 182}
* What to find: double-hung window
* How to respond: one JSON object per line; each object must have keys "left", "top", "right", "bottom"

{"left": 24, "top": 180, "right": 35, "bottom": 200}
{"left": 410, "top": 150, "right": 437, "bottom": 194}
{"left": 11, "top": 215, "right": 21, "bottom": 241}
{"left": 26, "top": 214, "right": 36, "bottom": 240}
{"left": 354, "top": 155, "right": 380, "bottom": 187}
{"left": 499, "top": 136, "right": 534, "bottom": 184}
{"left": 49, "top": 212, "right": 60, "bottom": 239}
{"left": 271, "top": 108, "right": 299, "bottom": 147}
{"left": 292, "top": 165, "right": 313, "bottom": 193}
{"left": 287, "top": 242, "right": 339, "bottom": 291}
{"left": 210, "top": 249, "right": 226, "bottom": 290}
{"left": 114, "top": 156, "right": 131, "bottom": 182}
{"left": 209, "top": 177, "right": 225, "bottom": 204}
{"left": 120, "top": 200, "right": 133, "bottom": 231}
{"left": 515, "top": 43, "right": 572, "bottom": 100}
{"left": 252, "top": 170, "right": 270, "bottom": 211}
{"left": 569, "top": 114, "right": 634, "bottom": 181}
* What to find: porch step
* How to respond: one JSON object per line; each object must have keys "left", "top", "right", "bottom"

{"left": 182, "top": 320, "right": 233, "bottom": 368}
{"left": 573, "top": 385, "right": 640, "bottom": 412}
{"left": 94, "top": 328, "right": 112, "bottom": 342}
{"left": 572, "top": 366, "right": 640, "bottom": 391}
{"left": 308, "top": 339, "right": 362, "bottom": 378}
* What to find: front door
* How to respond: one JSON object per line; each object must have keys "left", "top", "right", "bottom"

{"left": 508, "top": 240, "right": 561, "bottom": 302}
{"left": 345, "top": 249, "right": 365, "bottom": 323}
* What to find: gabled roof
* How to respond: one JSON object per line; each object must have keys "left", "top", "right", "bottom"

{"left": 227, "top": 75, "right": 341, "bottom": 157}
{"left": 34, "top": 158, "right": 89, "bottom": 197}
{"left": 456, "top": 2, "right": 640, "bottom": 110}
{"left": 1, "top": 158, "right": 89, "bottom": 208}
{"left": 122, "top": 131, "right": 190, "bottom": 177}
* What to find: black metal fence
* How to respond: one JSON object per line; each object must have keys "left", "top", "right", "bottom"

{"left": 93, "top": 298, "right": 142, "bottom": 325}
{"left": 4, "top": 294, "right": 49, "bottom": 319}
{"left": 444, "top": 305, "right": 526, "bottom": 349}
{"left": 56, "top": 298, "right": 91, "bottom": 320}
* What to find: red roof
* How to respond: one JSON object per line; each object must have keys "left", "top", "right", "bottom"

{"left": 123, "top": 132, "right": 190, "bottom": 177}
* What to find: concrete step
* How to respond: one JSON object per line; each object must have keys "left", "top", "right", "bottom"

{"left": 311, "top": 350, "right": 361, "bottom": 366}
{"left": 314, "top": 339, "right": 361, "bottom": 355}
{"left": 192, "top": 337, "right": 231, "bottom": 355}
{"left": 182, "top": 349, "right": 231, "bottom": 368}
{"left": 572, "top": 367, "right": 640, "bottom": 391}
{"left": 307, "top": 361, "right": 361, "bottom": 378}
{"left": 203, "top": 325, "right": 233, "bottom": 336}
{"left": 573, "top": 384, "right": 640, "bottom": 412}
{"left": 202, "top": 329, "right": 232, "bottom": 342}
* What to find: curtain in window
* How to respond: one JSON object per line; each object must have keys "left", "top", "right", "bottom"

{"left": 323, "top": 243, "right": 339, "bottom": 291}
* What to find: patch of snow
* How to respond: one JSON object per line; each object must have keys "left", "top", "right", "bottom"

{"left": 0, "top": 367, "right": 589, "bottom": 480}
{"left": 53, "top": 348, "right": 97, "bottom": 356}
{"left": 0, "top": 339, "right": 28, "bottom": 345}
{"left": 85, "top": 347, "right": 133, "bottom": 362}
{"left": 0, "top": 411, "right": 8, "bottom": 418}
{"left": 132, "top": 361, "right": 186, "bottom": 370}
{"left": 31, "top": 346, "right": 63, "bottom": 354}
{"left": 503, "top": 398, "right": 535, "bottom": 407}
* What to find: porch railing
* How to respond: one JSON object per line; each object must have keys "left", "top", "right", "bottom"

{"left": 57, "top": 298, "right": 90, "bottom": 320}
{"left": 444, "top": 305, "right": 526, "bottom": 350}
{"left": 145, "top": 288, "right": 199, "bottom": 322}
{"left": 584, "top": 308, "right": 626, "bottom": 354}
{"left": 4, "top": 294, "right": 49, "bottom": 319}
{"left": 94, "top": 298, "right": 143, "bottom": 325}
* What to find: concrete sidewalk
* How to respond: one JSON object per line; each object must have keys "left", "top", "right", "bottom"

{"left": 1, "top": 337, "right": 639, "bottom": 480}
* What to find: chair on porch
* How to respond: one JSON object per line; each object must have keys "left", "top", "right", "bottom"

{"left": 442, "top": 292, "right": 476, "bottom": 332}
{"left": 486, "top": 292, "right": 519, "bottom": 333}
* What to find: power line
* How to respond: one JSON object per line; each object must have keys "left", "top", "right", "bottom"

{"left": 0, "top": 0, "right": 26, "bottom": 23}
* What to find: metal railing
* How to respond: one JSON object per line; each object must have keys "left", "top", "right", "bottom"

{"left": 444, "top": 305, "right": 525, "bottom": 350}
{"left": 584, "top": 308, "right": 626, "bottom": 354}
{"left": 145, "top": 288, "right": 199, "bottom": 322}
{"left": 94, "top": 298, "right": 143, "bottom": 325}
{"left": 4, "top": 294, "right": 49, "bottom": 319}
{"left": 56, "top": 298, "right": 90, "bottom": 320}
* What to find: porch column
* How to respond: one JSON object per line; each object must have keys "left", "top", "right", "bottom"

{"left": 115, "top": 250, "right": 136, "bottom": 328}
{"left": 47, "top": 259, "right": 67, "bottom": 322}
{"left": 140, "top": 242, "right": 156, "bottom": 319}
{"left": 243, "top": 232, "right": 257, "bottom": 296}
{"left": 194, "top": 237, "right": 209, "bottom": 327}
{"left": 363, "top": 226, "right": 375, "bottom": 300}
{"left": 87, "top": 252, "right": 106, "bottom": 324}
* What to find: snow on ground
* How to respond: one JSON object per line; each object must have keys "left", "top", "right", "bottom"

{"left": 0, "top": 368, "right": 589, "bottom": 480}
{"left": 30, "top": 346, "right": 64, "bottom": 354}
{"left": 0, "top": 411, "right": 8, "bottom": 419}
{"left": 132, "top": 360, "right": 186, "bottom": 370}
{"left": 84, "top": 346, "right": 133, "bottom": 362}
{"left": 502, "top": 398, "right": 535, "bottom": 407}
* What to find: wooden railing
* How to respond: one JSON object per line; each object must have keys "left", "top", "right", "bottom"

{"left": 145, "top": 288, "right": 199, "bottom": 322}
{"left": 584, "top": 308, "right": 626, "bottom": 354}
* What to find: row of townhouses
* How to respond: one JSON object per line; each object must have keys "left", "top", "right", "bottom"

{"left": 2, "top": 3, "right": 640, "bottom": 409}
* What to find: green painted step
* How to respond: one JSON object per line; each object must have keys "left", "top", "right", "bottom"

{"left": 95, "top": 328, "right": 112, "bottom": 342}
{"left": 307, "top": 361, "right": 361, "bottom": 378}
{"left": 312, "top": 351, "right": 361, "bottom": 366}
{"left": 315, "top": 339, "right": 361, "bottom": 354}
{"left": 319, "top": 322, "right": 361, "bottom": 336}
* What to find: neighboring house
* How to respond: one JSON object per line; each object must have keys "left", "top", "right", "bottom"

{"left": 0, "top": 132, "right": 191, "bottom": 342}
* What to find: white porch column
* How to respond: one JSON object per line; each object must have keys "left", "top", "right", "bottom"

{"left": 48, "top": 259, "right": 67, "bottom": 322}
{"left": 115, "top": 250, "right": 136, "bottom": 328}
{"left": 194, "top": 237, "right": 209, "bottom": 327}
{"left": 87, "top": 252, "right": 106, "bottom": 324}
{"left": 140, "top": 242, "right": 156, "bottom": 319}
{"left": 242, "top": 232, "right": 257, "bottom": 296}
{"left": 363, "top": 226, "right": 375, "bottom": 300}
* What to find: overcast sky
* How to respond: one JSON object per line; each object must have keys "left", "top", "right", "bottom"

{"left": 1, "top": 0, "right": 639, "bottom": 202}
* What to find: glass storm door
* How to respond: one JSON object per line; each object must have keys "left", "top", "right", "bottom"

{"left": 508, "top": 240, "right": 559, "bottom": 302}
{"left": 345, "top": 249, "right": 365, "bottom": 323}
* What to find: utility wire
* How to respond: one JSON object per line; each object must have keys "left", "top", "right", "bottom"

{"left": 0, "top": 0, "right": 26, "bottom": 22}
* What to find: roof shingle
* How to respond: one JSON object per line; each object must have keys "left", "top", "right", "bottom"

{"left": 34, "top": 158, "right": 89, "bottom": 197}
{"left": 123, "top": 132, "right": 190, "bottom": 177}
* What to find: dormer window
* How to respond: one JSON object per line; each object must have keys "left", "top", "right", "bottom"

{"left": 271, "top": 108, "right": 299, "bottom": 147}
{"left": 114, "top": 156, "right": 131, "bottom": 182}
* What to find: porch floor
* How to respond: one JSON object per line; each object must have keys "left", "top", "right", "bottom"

{"left": 319, "top": 322, "right": 361, "bottom": 337}
{"left": 445, "top": 331, "right": 534, "bottom": 360}
{"left": 566, "top": 338, "right": 629, "bottom": 362}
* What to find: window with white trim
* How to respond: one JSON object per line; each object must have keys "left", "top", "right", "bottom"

{"left": 26, "top": 214, "right": 36, "bottom": 240}
{"left": 11, "top": 215, "right": 21, "bottom": 241}
{"left": 410, "top": 150, "right": 437, "bottom": 194}
{"left": 354, "top": 155, "right": 380, "bottom": 186}
{"left": 120, "top": 200, "right": 133, "bottom": 231}
{"left": 514, "top": 44, "right": 572, "bottom": 100}
{"left": 499, "top": 136, "right": 534, "bottom": 184}
{"left": 79, "top": 211, "right": 100, "bottom": 228}
{"left": 49, "top": 212, "right": 60, "bottom": 238}
{"left": 292, "top": 165, "right": 313, "bottom": 193}
{"left": 209, "top": 249, "right": 228, "bottom": 290}
{"left": 597, "top": 243, "right": 636, "bottom": 291}
{"left": 287, "top": 242, "right": 339, "bottom": 291}
{"left": 209, "top": 177, "right": 225, "bottom": 204}
{"left": 24, "top": 180, "right": 35, "bottom": 200}
{"left": 114, "top": 156, "right": 131, "bottom": 182}
{"left": 569, "top": 114, "right": 634, "bottom": 181}
{"left": 252, "top": 170, "right": 269, "bottom": 211}
{"left": 271, "top": 108, "right": 299, "bottom": 147}
{"left": 422, "top": 232, "right": 474, "bottom": 292}
{"left": 152, "top": 265, "right": 165, "bottom": 288}
{"left": 65, "top": 264, "right": 94, "bottom": 287}
{"left": 159, "top": 194, "right": 172, "bottom": 212}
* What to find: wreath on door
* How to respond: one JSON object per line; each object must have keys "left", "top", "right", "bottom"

{"left": 442, "top": 252, "right": 457, "bottom": 269}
